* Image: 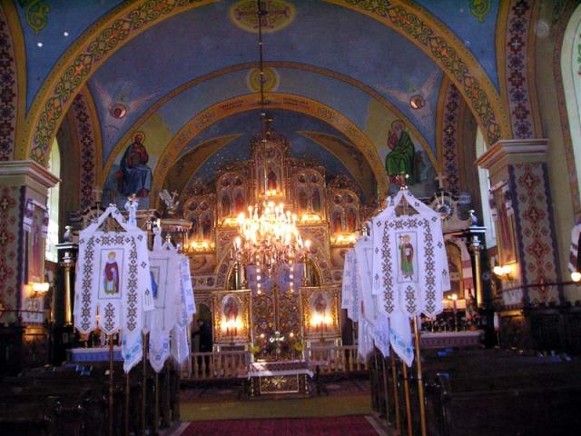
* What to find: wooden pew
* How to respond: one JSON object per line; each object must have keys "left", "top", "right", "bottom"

{"left": 0, "top": 359, "right": 181, "bottom": 435}
{"left": 0, "top": 381, "right": 100, "bottom": 435}
{"left": 420, "top": 349, "right": 581, "bottom": 436}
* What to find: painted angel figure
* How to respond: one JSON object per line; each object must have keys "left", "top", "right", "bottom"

{"left": 125, "top": 194, "right": 138, "bottom": 227}
{"left": 159, "top": 189, "right": 179, "bottom": 214}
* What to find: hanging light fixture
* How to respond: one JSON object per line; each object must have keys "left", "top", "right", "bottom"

{"left": 232, "top": 0, "right": 310, "bottom": 294}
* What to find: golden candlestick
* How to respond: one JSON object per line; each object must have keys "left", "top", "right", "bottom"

{"left": 60, "top": 251, "right": 75, "bottom": 326}
{"left": 469, "top": 235, "right": 484, "bottom": 309}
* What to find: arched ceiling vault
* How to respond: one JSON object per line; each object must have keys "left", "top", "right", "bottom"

{"left": 328, "top": 0, "right": 510, "bottom": 143}
{"left": 12, "top": 0, "right": 513, "bottom": 207}
{"left": 148, "top": 93, "right": 388, "bottom": 202}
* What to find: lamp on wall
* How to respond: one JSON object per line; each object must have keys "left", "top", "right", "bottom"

{"left": 31, "top": 281, "right": 50, "bottom": 296}
{"left": 493, "top": 264, "right": 514, "bottom": 281}
{"left": 571, "top": 270, "right": 581, "bottom": 283}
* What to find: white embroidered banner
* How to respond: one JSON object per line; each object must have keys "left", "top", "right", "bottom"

{"left": 146, "top": 231, "right": 195, "bottom": 372}
{"left": 74, "top": 205, "right": 154, "bottom": 373}
{"left": 341, "top": 250, "right": 359, "bottom": 322}
{"left": 371, "top": 189, "right": 450, "bottom": 318}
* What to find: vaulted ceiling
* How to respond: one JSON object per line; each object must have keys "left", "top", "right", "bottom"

{"left": 14, "top": 0, "right": 504, "bottom": 207}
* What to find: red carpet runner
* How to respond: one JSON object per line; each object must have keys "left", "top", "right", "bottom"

{"left": 179, "top": 415, "right": 380, "bottom": 435}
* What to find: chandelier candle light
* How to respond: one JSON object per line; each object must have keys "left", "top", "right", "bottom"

{"left": 235, "top": 202, "right": 310, "bottom": 293}
{"left": 231, "top": 0, "right": 310, "bottom": 294}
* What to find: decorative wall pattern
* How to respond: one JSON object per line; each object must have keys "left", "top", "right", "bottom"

{"left": 441, "top": 83, "right": 461, "bottom": 194}
{"left": 511, "top": 163, "right": 561, "bottom": 305}
{"left": 553, "top": 2, "right": 581, "bottom": 217}
{"left": 505, "top": 0, "right": 536, "bottom": 139}
{"left": 70, "top": 93, "right": 97, "bottom": 210}
{"left": 0, "top": 186, "right": 22, "bottom": 325}
{"left": 0, "top": 4, "right": 17, "bottom": 161}
{"left": 470, "top": 0, "right": 492, "bottom": 22}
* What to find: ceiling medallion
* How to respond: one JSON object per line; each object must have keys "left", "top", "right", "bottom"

{"left": 247, "top": 66, "right": 278, "bottom": 93}
{"left": 409, "top": 94, "right": 425, "bottom": 110}
{"left": 230, "top": 0, "right": 295, "bottom": 33}
{"left": 110, "top": 103, "right": 127, "bottom": 119}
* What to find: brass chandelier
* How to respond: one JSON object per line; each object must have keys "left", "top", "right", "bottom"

{"left": 232, "top": 0, "right": 310, "bottom": 294}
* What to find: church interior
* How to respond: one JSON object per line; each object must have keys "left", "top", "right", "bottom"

{"left": 3, "top": 0, "right": 581, "bottom": 434}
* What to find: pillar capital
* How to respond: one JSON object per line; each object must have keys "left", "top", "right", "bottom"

{"left": 476, "top": 139, "right": 548, "bottom": 183}
{"left": 0, "top": 160, "right": 60, "bottom": 196}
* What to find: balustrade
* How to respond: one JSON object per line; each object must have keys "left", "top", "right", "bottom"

{"left": 188, "top": 345, "right": 367, "bottom": 380}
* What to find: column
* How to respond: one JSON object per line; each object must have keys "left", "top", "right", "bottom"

{"left": 476, "top": 139, "right": 560, "bottom": 306}
{"left": 0, "top": 160, "right": 59, "bottom": 369}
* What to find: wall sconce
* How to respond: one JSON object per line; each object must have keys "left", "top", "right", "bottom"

{"left": 571, "top": 270, "right": 581, "bottom": 283}
{"left": 447, "top": 293, "right": 458, "bottom": 331}
{"left": 30, "top": 282, "right": 50, "bottom": 297}
{"left": 493, "top": 264, "right": 513, "bottom": 281}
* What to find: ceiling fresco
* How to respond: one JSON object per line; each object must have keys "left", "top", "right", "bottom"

{"left": 13, "top": 0, "right": 505, "bottom": 207}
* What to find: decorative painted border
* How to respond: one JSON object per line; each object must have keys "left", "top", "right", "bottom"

{"left": 24, "top": 0, "right": 215, "bottom": 164}
{"left": 510, "top": 163, "right": 561, "bottom": 305}
{"left": 440, "top": 82, "right": 461, "bottom": 194}
{"left": 70, "top": 92, "right": 98, "bottom": 210}
{"left": 0, "top": 4, "right": 17, "bottom": 161}
{"left": 553, "top": 2, "right": 581, "bottom": 217}
{"left": 0, "top": 186, "right": 23, "bottom": 325}
{"left": 504, "top": 0, "right": 536, "bottom": 139}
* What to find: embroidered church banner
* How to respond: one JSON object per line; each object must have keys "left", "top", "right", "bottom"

{"left": 74, "top": 206, "right": 154, "bottom": 372}
{"left": 357, "top": 237, "right": 391, "bottom": 358}
{"left": 368, "top": 189, "right": 450, "bottom": 366}
{"left": 147, "top": 231, "right": 196, "bottom": 372}
{"left": 341, "top": 249, "right": 359, "bottom": 322}
{"left": 372, "top": 189, "right": 450, "bottom": 318}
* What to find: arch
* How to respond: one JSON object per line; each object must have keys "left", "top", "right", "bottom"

{"left": 68, "top": 88, "right": 102, "bottom": 209}
{"left": 561, "top": 4, "right": 581, "bottom": 211}
{"left": 0, "top": 2, "right": 25, "bottom": 161}
{"left": 20, "top": 0, "right": 215, "bottom": 164}
{"left": 328, "top": 0, "right": 510, "bottom": 146}
{"left": 22, "top": 0, "right": 508, "bottom": 170}
{"left": 147, "top": 93, "right": 389, "bottom": 206}
{"left": 101, "top": 61, "right": 436, "bottom": 187}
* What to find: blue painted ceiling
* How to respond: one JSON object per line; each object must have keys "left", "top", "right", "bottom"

{"left": 18, "top": 0, "right": 502, "bottom": 203}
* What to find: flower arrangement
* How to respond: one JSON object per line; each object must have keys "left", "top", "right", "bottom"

{"left": 293, "top": 342, "right": 304, "bottom": 352}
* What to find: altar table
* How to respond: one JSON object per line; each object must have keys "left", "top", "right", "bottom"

{"left": 67, "top": 346, "right": 123, "bottom": 363}
{"left": 244, "top": 360, "right": 313, "bottom": 397}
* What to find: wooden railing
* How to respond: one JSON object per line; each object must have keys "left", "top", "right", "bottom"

{"left": 186, "top": 345, "right": 368, "bottom": 380}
